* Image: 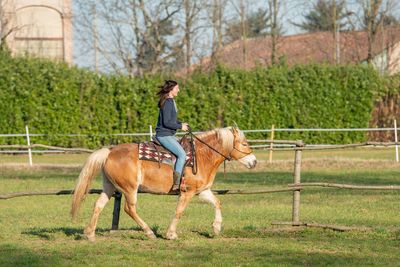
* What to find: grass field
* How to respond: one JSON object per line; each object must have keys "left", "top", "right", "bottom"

{"left": 1, "top": 149, "right": 400, "bottom": 266}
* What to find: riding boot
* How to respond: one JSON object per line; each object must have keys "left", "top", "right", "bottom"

{"left": 171, "top": 171, "right": 181, "bottom": 192}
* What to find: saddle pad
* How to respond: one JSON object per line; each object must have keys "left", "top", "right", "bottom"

{"left": 138, "top": 141, "right": 195, "bottom": 167}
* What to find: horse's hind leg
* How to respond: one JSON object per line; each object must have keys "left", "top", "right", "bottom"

{"left": 84, "top": 174, "right": 115, "bottom": 241}
{"left": 199, "top": 189, "right": 222, "bottom": 235}
{"left": 123, "top": 188, "right": 156, "bottom": 239}
{"left": 166, "top": 191, "right": 196, "bottom": 240}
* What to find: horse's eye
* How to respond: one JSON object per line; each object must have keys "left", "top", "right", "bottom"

{"left": 242, "top": 143, "right": 248, "bottom": 147}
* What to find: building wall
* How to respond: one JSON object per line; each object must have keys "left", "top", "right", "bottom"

{"left": 3, "top": 0, "right": 72, "bottom": 63}
{"left": 389, "top": 42, "right": 400, "bottom": 75}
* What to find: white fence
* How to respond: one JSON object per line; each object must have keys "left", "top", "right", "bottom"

{"left": 1, "top": 121, "right": 399, "bottom": 166}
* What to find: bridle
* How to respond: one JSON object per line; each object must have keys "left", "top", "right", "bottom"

{"left": 185, "top": 128, "right": 253, "bottom": 175}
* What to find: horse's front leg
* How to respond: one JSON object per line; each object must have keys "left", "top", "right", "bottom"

{"left": 199, "top": 189, "right": 222, "bottom": 235}
{"left": 166, "top": 190, "right": 195, "bottom": 240}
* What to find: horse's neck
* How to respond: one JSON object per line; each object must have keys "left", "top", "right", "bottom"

{"left": 196, "top": 133, "right": 230, "bottom": 171}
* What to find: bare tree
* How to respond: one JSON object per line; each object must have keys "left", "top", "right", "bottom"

{"left": 228, "top": 0, "right": 249, "bottom": 68}
{"left": 363, "top": 0, "right": 383, "bottom": 63}
{"left": 268, "top": 0, "right": 283, "bottom": 65}
{"left": 74, "top": 0, "right": 181, "bottom": 76}
{"left": 209, "top": 0, "right": 227, "bottom": 66}
{"left": 356, "top": 0, "right": 398, "bottom": 63}
{"left": 181, "top": 0, "right": 203, "bottom": 71}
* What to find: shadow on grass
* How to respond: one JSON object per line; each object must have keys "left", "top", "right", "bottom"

{"left": 22, "top": 225, "right": 165, "bottom": 240}
{"left": 191, "top": 230, "right": 215, "bottom": 239}
{"left": 23, "top": 227, "right": 91, "bottom": 240}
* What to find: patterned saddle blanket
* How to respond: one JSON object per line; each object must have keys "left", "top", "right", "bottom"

{"left": 138, "top": 136, "right": 195, "bottom": 167}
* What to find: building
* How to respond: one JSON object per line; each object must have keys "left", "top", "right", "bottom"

{"left": 187, "top": 27, "right": 400, "bottom": 75}
{"left": 2, "top": 0, "right": 72, "bottom": 63}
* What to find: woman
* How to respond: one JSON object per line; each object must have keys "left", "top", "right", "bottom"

{"left": 155, "top": 80, "right": 189, "bottom": 192}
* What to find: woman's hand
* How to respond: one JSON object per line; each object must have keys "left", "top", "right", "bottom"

{"left": 181, "top": 123, "right": 189, "bottom": 131}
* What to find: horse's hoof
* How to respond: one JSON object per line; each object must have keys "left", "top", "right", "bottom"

{"left": 84, "top": 229, "right": 96, "bottom": 242}
{"left": 85, "top": 234, "right": 96, "bottom": 242}
{"left": 166, "top": 232, "right": 178, "bottom": 240}
{"left": 213, "top": 222, "right": 222, "bottom": 235}
{"left": 146, "top": 231, "right": 157, "bottom": 239}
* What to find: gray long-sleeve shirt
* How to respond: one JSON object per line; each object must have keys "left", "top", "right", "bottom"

{"left": 156, "top": 98, "right": 182, "bottom": 137}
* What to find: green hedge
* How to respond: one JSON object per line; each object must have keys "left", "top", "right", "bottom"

{"left": 180, "top": 65, "right": 382, "bottom": 143}
{"left": 0, "top": 51, "right": 384, "bottom": 147}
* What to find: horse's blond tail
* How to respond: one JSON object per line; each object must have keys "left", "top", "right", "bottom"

{"left": 71, "top": 148, "right": 111, "bottom": 219}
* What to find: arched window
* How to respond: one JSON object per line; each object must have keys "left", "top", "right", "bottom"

{"left": 14, "top": 6, "right": 64, "bottom": 60}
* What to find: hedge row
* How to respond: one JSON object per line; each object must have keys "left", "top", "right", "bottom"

{"left": 0, "top": 51, "right": 386, "bottom": 147}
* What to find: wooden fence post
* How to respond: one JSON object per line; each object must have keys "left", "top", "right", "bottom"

{"left": 394, "top": 119, "right": 398, "bottom": 162}
{"left": 111, "top": 192, "right": 122, "bottom": 230}
{"left": 149, "top": 125, "right": 153, "bottom": 141}
{"left": 269, "top": 125, "right": 275, "bottom": 163}
{"left": 292, "top": 140, "right": 303, "bottom": 225}
{"left": 25, "top": 125, "right": 33, "bottom": 166}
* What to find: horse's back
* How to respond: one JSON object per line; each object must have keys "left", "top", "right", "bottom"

{"left": 109, "top": 143, "right": 138, "bottom": 158}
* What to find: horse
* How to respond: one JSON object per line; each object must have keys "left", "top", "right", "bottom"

{"left": 71, "top": 126, "right": 257, "bottom": 241}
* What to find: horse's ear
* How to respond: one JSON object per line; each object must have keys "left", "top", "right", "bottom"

{"left": 230, "top": 125, "right": 239, "bottom": 135}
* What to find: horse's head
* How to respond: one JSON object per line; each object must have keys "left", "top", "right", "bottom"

{"left": 229, "top": 126, "right": 257, "bottom": 169}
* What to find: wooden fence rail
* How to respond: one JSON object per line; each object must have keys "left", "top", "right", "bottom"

{"left": 289, "top": 183, "right": 400, "bottom": 190}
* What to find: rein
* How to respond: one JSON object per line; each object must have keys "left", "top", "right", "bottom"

{"left": 186, "top": 128, "right": 232, "bottom": 179}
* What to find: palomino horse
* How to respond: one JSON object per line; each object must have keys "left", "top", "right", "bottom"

{"left": 71, "top": 126, "right": 257, "bottom": 240}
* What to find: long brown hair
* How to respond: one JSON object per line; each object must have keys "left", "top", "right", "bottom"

{"left": 157, "top": 80, "right": 178, "bottom": 108}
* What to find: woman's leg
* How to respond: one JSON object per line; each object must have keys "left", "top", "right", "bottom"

{"left": 157, "top": 136, "right": 186, "bottom": 175}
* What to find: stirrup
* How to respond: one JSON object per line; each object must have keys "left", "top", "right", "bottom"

{"left": 171, "top": 183, "right": 180, "bottom": 192}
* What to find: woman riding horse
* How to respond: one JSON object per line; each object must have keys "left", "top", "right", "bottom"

{"left": 155, "top": 80, "right": 189, "bottom": 192}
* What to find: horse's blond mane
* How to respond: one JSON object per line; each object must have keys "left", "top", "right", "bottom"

{"left": 196, "top": 127, "right": 243, "bottom": 151}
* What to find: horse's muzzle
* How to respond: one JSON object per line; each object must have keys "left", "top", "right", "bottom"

{"left": 238, "top": 154, "right": 257, "bottom": 169}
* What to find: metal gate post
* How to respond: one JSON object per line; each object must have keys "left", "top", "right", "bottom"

{"left": 111, "top": 192, "right": 122, "bottom": 230}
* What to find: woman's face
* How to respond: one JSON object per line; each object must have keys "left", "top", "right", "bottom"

{"left": 169, "top": 84, "right": 180, "bottom": 98}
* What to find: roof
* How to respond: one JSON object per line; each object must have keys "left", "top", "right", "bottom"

{"left": 185, "top": 26, "right": 400, "bottom": 73}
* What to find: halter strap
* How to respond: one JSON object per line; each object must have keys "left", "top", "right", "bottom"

{"left": 188, "top": 130, "right": 232, "bottom": 161}
{"left": 231, "top": 145, "right": 253, "bottom": 156}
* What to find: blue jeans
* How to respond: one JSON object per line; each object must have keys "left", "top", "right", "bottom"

{"left": 156, "top": 135, "right": 186, "bottom": 176}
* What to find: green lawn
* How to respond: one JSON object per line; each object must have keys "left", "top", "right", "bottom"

{"left": 0, "top": 151, "right": 400, "bottom": 266}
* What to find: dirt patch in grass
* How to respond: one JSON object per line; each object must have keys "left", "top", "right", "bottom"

{"left": 0, "top": 163, "right": 82, "bottom": 172}
{"left": 224, "top": 159, "right": 400, "bottom": 172}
